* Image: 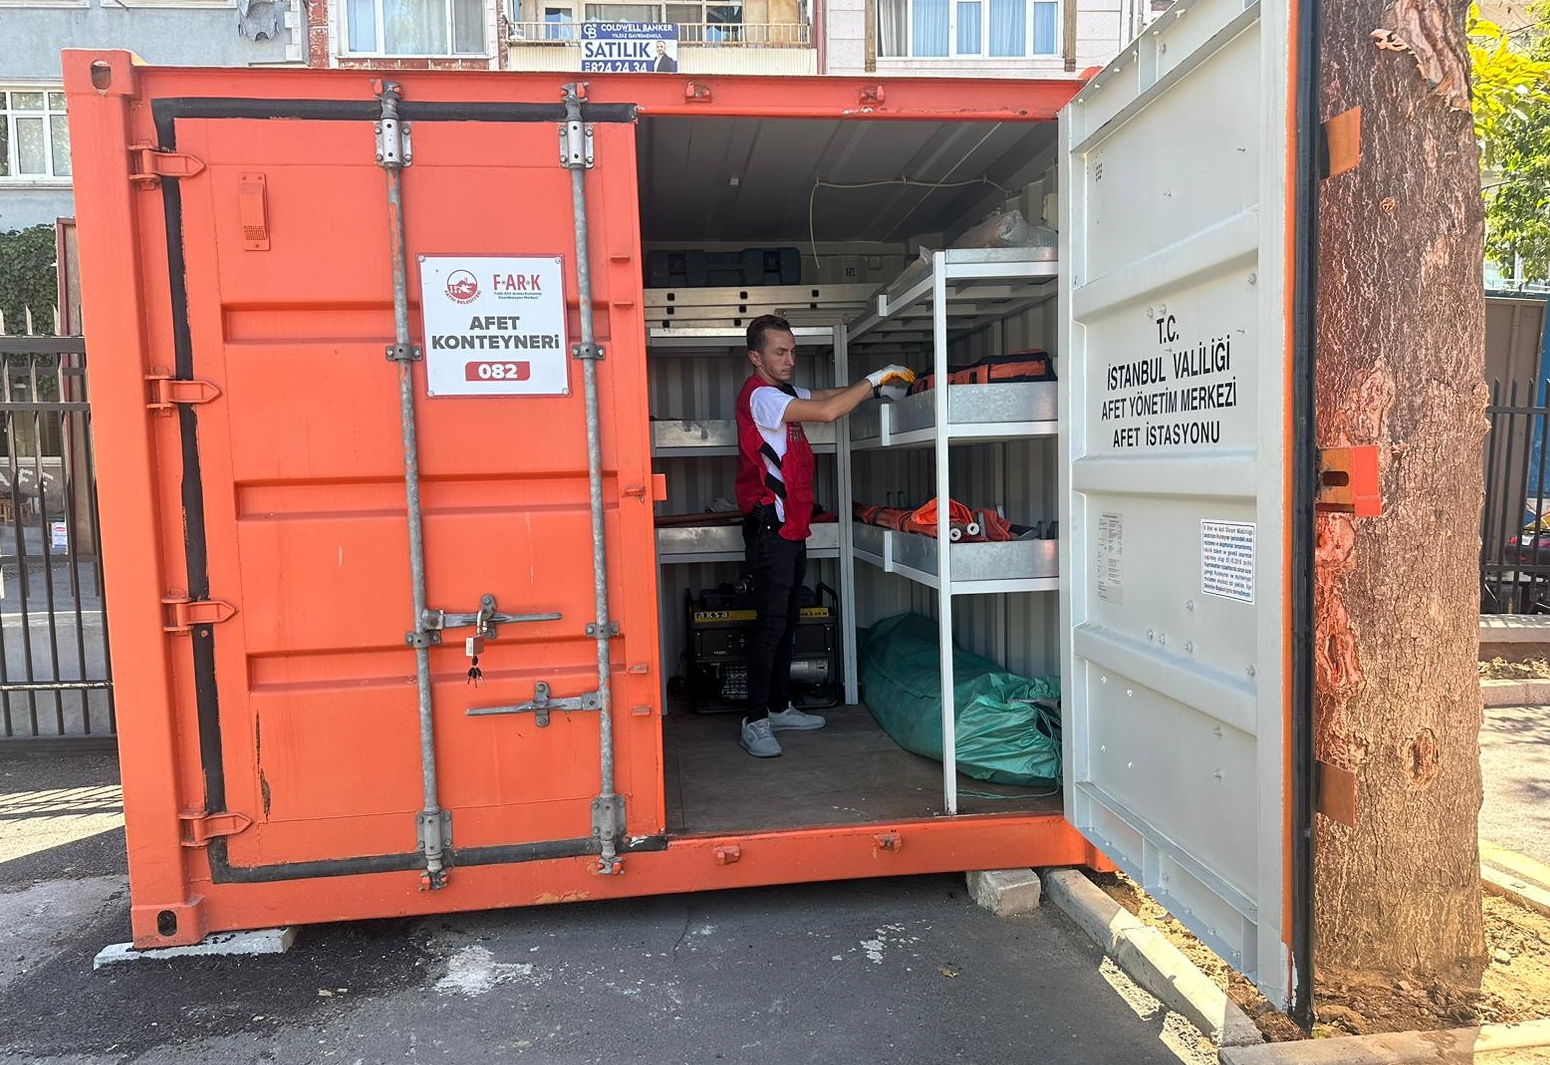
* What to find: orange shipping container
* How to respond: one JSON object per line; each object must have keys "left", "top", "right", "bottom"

{"left": 66, "top": 0, "right": 1316, "bottom": 1014}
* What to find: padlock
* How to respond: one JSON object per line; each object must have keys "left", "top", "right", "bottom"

{"left": 466, "top": 634, "right": 485, "bottom": 657}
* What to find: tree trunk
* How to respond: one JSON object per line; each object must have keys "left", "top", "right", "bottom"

{"left": 1313, "top": 0, "right": 1487, "bottom": 980}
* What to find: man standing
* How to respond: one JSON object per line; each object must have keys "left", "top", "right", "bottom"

{"left": 735, "top": 314, "right": 914, "bottom": 757}
{"left": 651, "top": 39, "right": 678, "bottom": 72}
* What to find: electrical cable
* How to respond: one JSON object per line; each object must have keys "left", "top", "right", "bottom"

{"left": 805, "top": 124, "right": 1013, "bottom": 271}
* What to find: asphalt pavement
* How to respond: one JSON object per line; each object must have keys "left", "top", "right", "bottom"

{"left": 0, "top": 752, "right": 1210, "bottom": 1065}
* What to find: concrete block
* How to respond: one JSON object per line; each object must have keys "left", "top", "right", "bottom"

{"left": 967, "top": 868, "right": 1042, "bottom": 916}
{"left": 94, "top": 927, "right": 297, "bottom": 970}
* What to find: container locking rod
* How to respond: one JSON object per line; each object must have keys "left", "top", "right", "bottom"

{"left": 562, "top": 82, "right": 624, "bottom": 874}
{"left": 376, "top": 80, "right": 448, "bottom": 891}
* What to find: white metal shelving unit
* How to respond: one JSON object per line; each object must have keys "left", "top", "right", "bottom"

{"left": 648, "top": 324, "right": 859, "bottom": 705}
{"left": 844, "top": 247, "right": 1061, "bottom": 814}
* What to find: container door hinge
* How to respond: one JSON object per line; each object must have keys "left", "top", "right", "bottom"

{"left": 180, "top": 809, "right": 252, "bottom": 847}
{"left": 162, "top": 595, "right": 237, "bottom": 634}
{"left": 146, "top": 373, "right": 221, "bottom": 414}
{"left": 415, "top": 809, "right": 452, "bottom": 858}
{"left": 872, "top": 831, "right": 903, "bottom": 853}
{"left": 1316, "top": 446, "right": 1382, "bottom": 517}
{"left": 559, "top": 119, "right": 595, "bottom": 169}
{"left": 375, "top": 117, "right": 413, "bottom": 167}
{"left": 130, "top": 145, "right": 206, "bottom": 185}
{"left": 714, "top": 844, "right": 741, "bottom": 866}
{"left": 591, "top": 794, "right": 626, "bottom": 846}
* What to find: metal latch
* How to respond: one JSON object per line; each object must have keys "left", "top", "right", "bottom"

{"left": 130, "top": 145, "right": 206, "bottom": 186}
{"left": 559, "top": 119, "right": 594, "bottom": 169}
{"left": 146, "top": 374, "right": 221, "bottom": 414}
{"left": 179, "top": 809, "right": 252, "bottom": 847}
{"left": 414, "top": 593, "right": 561, "bottom": 647}
{"left": 466, "top": 681, "right": 601, "bottom": 727}
{"left": 163, "top": 595, "right": 237, "bottom": 634}
{"left": 1316, "top": 446, "right": 1381, "bottom": 517}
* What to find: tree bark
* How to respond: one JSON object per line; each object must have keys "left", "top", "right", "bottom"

{"left": 1313, "top": 0, "right": 1487, "bottom": 979}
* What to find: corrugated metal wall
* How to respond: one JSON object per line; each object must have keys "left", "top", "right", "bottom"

{"left": 648, "top": 156, "right": 1065, "bottom": 697}
{"left": 650, "top": 346, "right": 843, "bottom": 688}
{"left": 846, "top": 299, "right": 1061, "bottom": 682}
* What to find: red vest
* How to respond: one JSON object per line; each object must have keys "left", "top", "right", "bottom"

{"left": 735, "top": 374, "right": 816, "bottom": 542}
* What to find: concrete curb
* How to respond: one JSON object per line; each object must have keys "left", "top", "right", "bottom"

{"left": 1042, "top": 869, "right": 1262, "bottom": 1048}
{"left": 1479, "top": 615, "right": 1550, "bottom": 643}
{"left": 1481, "top": 840, "right": 1550, "bottom": 920}
{"left": 1219, "top": 1018, "right": 1550, "bottom": 1064}
{"left": 1480, "top": 677, "right": 1550, "bottom": 706}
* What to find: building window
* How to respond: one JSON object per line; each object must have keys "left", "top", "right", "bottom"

{"left": 583, "top": 1, "right": 742, "bottom": 29}
{"left": 878, "top": 0, "right": 1057, "bottom": 58}
{"left": 543, "top": 4, "right": 579, "bottom": 39}
{"left": 344, "top": 0, "right": 488, "bottom": 56}
{"left": 0, "top": 90, "right": 70, "bottom": 182}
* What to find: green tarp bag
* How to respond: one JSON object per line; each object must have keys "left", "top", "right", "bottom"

{"left": 859, "top": 612, "right": 1061, "bottom": 786}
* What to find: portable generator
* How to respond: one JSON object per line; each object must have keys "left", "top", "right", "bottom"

{"left": 685, "top": 583, "right": 841, "bottom": 712}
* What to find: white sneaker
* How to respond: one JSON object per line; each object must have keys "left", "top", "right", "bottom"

{"left": 768, "top": 705, "right": 827, "bottom": 732}
{"left": 740, "top": 716, "right": 783, "bottom": 757}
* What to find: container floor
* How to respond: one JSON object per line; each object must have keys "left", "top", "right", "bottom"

{"left": 663, "top": 701, "right": 1062, "bottom": 836}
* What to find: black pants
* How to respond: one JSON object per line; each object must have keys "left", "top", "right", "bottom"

{"left": 743, "top": 513, "right": 807, "bottom": 721}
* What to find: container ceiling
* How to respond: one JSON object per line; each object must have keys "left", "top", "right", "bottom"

{"left": 637, "top": 116, "right": 1056, "bottom": 245}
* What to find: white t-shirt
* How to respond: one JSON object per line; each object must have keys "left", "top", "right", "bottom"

{"left": 749, "top": 384, "right": 812, "bottom": 522}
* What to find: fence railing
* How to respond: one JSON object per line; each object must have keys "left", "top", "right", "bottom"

{"left": 1481, "top": 380, "right": 1550, "bottom": 614}
{"left": 0, "top": 334, "right": 113, "bottom": 742}
{"left": 506, "top": 21, "right": 812, "bottom": 46}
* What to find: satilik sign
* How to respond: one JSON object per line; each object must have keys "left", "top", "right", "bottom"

{"left": 580, "top": 22, "right": 679, "bottom": 73}
{"left": 417, "top": 255, "right": 569, "bottom": 397}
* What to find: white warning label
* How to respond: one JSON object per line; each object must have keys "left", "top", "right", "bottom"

{"left": 1201, "top": 520, "right": 1255, "bottom": 604}
{"left": 1096, "top": 512, "right": 1124, "bottom": 605}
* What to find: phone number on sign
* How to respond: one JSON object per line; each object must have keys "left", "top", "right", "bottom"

{"left": 465, "top": 361, "right": 532, "bottom": 382}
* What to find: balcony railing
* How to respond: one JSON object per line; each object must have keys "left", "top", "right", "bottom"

{"left": 506, "top": 21, "right": 812, "bottom": 47}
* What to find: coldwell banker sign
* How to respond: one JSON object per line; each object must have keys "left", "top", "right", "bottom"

{"left": 417, "top": 255, "right": 570, "bottom": 397}
{"left": 580, "top": 22, "right": 679, "bottom": 73}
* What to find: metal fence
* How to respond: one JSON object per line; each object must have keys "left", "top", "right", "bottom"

{"left": 0, "top": 335, "right": 113, "bottom": 741}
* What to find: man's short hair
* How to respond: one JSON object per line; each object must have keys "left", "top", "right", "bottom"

{"left": 747, "top": 314, "right": 793, "bottom": 353}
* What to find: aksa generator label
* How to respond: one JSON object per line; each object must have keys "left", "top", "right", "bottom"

{"left": 418, "top": 256, "right": 569, "bottom": 397}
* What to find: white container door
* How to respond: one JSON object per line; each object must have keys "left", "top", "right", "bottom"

{"left": 1059, "top": 0, "right": 1301, "bottom": 1008}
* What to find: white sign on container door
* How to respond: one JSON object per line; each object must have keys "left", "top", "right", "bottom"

{"left": 418, "top": 256, "right": 569, "bottom": 397}
{"left": 1201, "top": 520, "right": 1255, "bottom": 604}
